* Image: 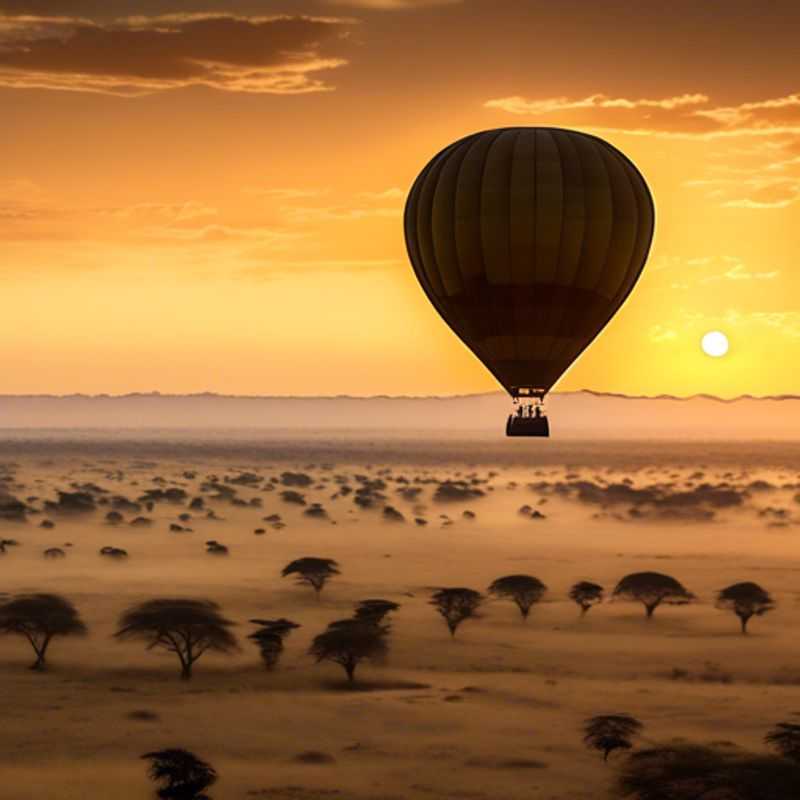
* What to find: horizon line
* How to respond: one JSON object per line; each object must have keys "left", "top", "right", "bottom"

{"left": 0, "top": 389, "right": 798, "bottom": 403}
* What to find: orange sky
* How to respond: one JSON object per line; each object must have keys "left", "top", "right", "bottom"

{"left": 1, "top": 1, "right": 799, "bottom": 397}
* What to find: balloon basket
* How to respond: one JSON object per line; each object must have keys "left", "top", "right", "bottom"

{"left": 506, "top": 414, "right": 550, "bottom": 437}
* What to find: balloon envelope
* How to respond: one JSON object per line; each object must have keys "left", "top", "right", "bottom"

{"left": 404, "top": 127, "right": 654, "bottom": 398}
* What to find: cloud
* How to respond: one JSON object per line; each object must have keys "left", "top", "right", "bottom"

{"left": 649, "top": 256, "right": 780, "bottom": 293}
{"left": 357, "top": 187, "right": 405, "bottom": 200}
{"left": 324, "top": 0, "right": 460, "bottom": 8}
{"left": 685, "top": 174, "right": 800, "bottom": 209}
{"left": 0, "top": 178, "right": 67, "bottom": 226}
{"left": 649, "top": 325, "right": 677, "bottom": 343}
{"left": 678, "top": 307, "right": 800, "bottom": 340}
{"left": 0, "top": 13, "right": 352, "bottom": 95}
{"left": 137, "top": 223, "right": 306, "bottom": 246}
{"left": 746, "top": 311, "right": 800, "bottom": 339}
{"left": 282, "top": 205, "right": 401, "bottom": 222}
{"left": 722, "top": 189, "right": 800, "bottom": 209}
{"left": 274, "top": 187, "right": 405, "bottom": 223}
{"left": 682, "top": 135, "right": 800, "bottom": 208}
{"left": 484, "top": 92, "right": 709, "bottom": 116}
{"left": 693, "top": 93, "right": 800, "bottom": 128}
{"left": 100, "top": 201, "right": 218, "bottom": 222}
{"left": 699, "top": 258, "right": 780, "bottom": 283}
{"left": 483, "top": 90, "right": 800, "bottom": 141}
{"left": 0, "top": 12, "right": 93, "bottom": 36}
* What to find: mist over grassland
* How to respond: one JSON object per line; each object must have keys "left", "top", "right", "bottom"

{"left": 1, "top": 436, "right": 799, "bottom": 798}
{"left": 1, "top": 391, "right": 800, "bottom": 440}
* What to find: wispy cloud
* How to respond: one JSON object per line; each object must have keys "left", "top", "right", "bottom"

{"left": 722, "top": 191, "right": 799, "bottom": 210}
{"left": 485, "top": 93, "right": 709, "bottom": 116}
{"left": 0, "top": 178, "right": 70, "bottom": 229}
{"left": 483, "top": 90, "right": 800, "bottom": 141}
{"left": 324, "top": 0, "right": 460, "bottom": 8}
{"left": 282, "top": 204, "right": 401, "bottom": 223}
{"left": 699, "top": 257, "right": 780, "bottom": 283}
{"left": 100, "top": 201, "right": 218, "bottom": 222}
{"left": 706, "top": 308, "right": 800, "bottom": 339}
{"left": 137, "top": 224, "right": 306, "bottom": 246}
{"left": 648, "top": 324, "right": 677, "bottom": 343}
{"left": 271, "top": 187, "right": 405, "bottom": 224}
{"left": 357, "top": 187, "right": 405, "bottom": 200}
{"left": 651, "top": 255, "right": 780, "bottom": 291}
{"left": 685, "top": 175, "right": 800, "bottom": 209}
{"left": 0, "top": 13, "right": 352, "bottom": 95}
{"left": 693, "top": 93, "right": 800, "bottom": 127}
{"left": 486, "top": 91, "right": 800, "bottom": 209}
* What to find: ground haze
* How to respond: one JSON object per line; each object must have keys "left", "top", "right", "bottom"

{"left": 1, "top": 433, "right": 799, "bottom": 799}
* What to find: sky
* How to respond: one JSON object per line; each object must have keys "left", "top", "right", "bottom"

{"left": 1, "top": 0, "right": 799, "bottom": 398}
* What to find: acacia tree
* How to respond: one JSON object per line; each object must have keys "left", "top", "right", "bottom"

{"left": 612, "top": 572, "right": 695, "bottom": 619}
{"left": 309, "top": 618, "right": 388, "bottom": 683}
{"left": 281, "top": 557, "right": 340, "bottom": 599}
{"left": 114, "top": 599, "right": 238, "bottom": 680}
{"left": 583, "top": 714, "right": 643, "bottom": 762}
{"left": 715, "top": 581, "right": 775, "bottom": 634}
{"left": 247, "top": 618, "right": 300, "bottom": 671}
{"left": 354, "top": 599, "right": 400, "bottom": 625}
{"left": 569, "top": 581, "right": 605, "bottom": 616}
{"left": 488, "top": 575, "right": 546, "bottom": 620}
{"left": 430, "top": 587, "right": 483, "bottom": 636}
{"left": 765, "top": 722, "right": 800, "bottom": 763}
{"left": 141, "top": 748, "right": 217, "bottom": 800}
{"left": 616, "top": 744, "right": 800, "bottom": 800}
{"left": 0, "top": 593, "right": 87, "bottom": 671}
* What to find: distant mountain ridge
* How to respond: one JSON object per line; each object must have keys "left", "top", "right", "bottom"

{"left": 0, "top": 390, "right": 798, "bottom": 438}
{"left": 1, "top": 389, "right": 799, "bottom": 402}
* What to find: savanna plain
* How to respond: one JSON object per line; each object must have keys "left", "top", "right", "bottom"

{"left": 1, "top": 434, "right": 799, "bottom": 800}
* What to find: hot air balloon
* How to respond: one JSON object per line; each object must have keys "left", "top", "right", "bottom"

{"left": 404, "top": 127, "right": 654, "bottom": 437}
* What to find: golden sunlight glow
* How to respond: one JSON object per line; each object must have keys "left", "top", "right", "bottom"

{"left": 0, "top": 5, "right": 797, "bottom": 397}
{"left": 701, "top": 331, "right": 730, "bottom": 359}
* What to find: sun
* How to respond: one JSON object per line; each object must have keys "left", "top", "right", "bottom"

{"left": 701, "top": 330, "right": 729, "bottom": 358}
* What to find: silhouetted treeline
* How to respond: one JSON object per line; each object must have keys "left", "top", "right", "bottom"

{"left": 0, "top": 566, "right": 780, "bottom": 676}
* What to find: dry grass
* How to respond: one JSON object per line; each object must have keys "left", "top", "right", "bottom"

{"left": 0, "top": 438, "right": 798, "bottom": 799}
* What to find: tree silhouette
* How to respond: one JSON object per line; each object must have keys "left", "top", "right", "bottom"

{"left": 569, "top": 581, "right": 605, "bottom": 616}
{"left": 114, "top": 599, "right": 238, "bottom": 680}
{"left": 765, "top": 722, "right": 800, "bottom": 762}
{"left": 141, "top": 748, "right": 217, "bottom": 800}
{"left": 281, "top": 557, "right": 340, "bottom": 599}
{"left": 100, "top": 545, "right": 129, "bottom": 559}
{"left": 309, "top": 618, "right": 388, "bottom": 683}
{"left": 0, "top": 593, "right": 87, "bottom": 671}
{"left": 430, "top": 587, "right": 483, "bottom": 636}
{"left": 583, "top": 714, "right": 643, "bottom": 762}
{"left": 612, "top": 572, "right": 694, "bottom": 618}
{"left": 488, "top": 575, "right": 546, "bottom": 619}
{"left": 616, "top": 743, "right": 800, "bottom": 800}
{"left": 715, "top": 582, "right": 775, "bottom": 634}
{"left": 353, "top": 599, "right": 400, "bottom": 625}
{"left": 247, "top": 618, "right": 300, "bottom": 671}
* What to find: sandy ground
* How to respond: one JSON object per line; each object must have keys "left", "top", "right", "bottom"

{"left": 1, "top": 436, "right": 799, "bottom": 799}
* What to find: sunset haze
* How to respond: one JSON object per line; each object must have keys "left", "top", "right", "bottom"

{"left": 2, "top": 0, "right": 799, "bottom": 398}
